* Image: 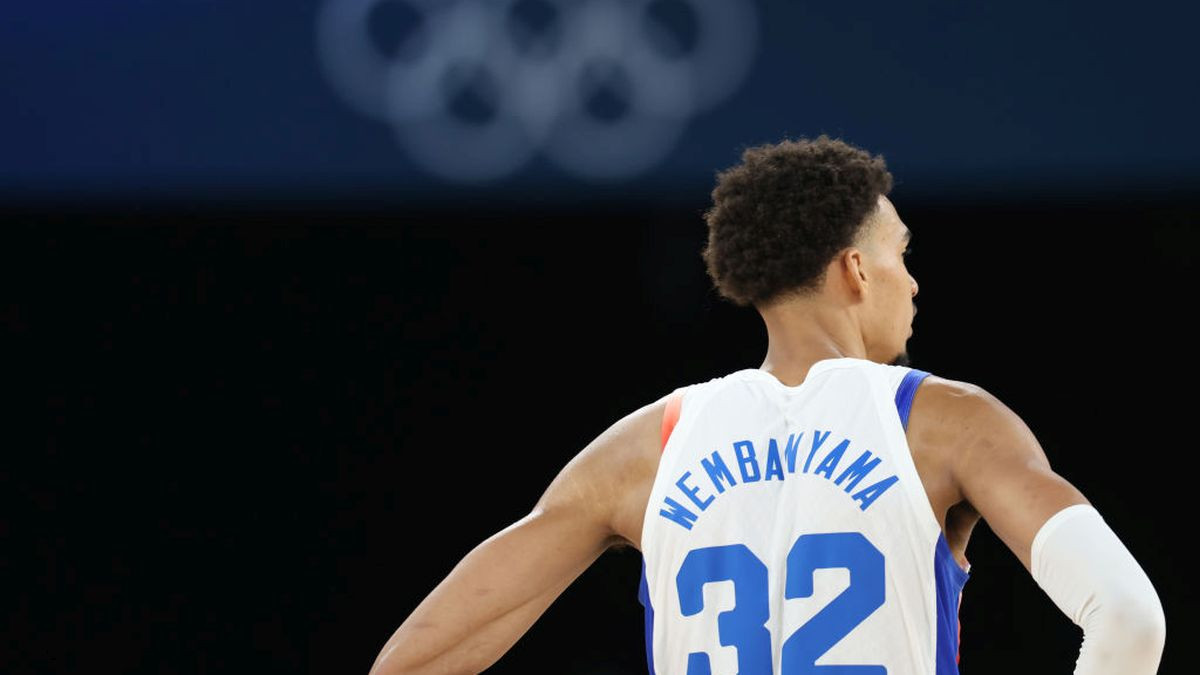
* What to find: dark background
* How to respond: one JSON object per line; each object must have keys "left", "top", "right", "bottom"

{"left": 12, "top": 0, "right": 1199, "bottom": 673}
{"left": 24, "top": 197, "right": 1197, "bottom": 674}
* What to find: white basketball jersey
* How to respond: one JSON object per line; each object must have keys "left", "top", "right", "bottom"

{"left": 638, "top": 357, "right": 969, "bottom": 675}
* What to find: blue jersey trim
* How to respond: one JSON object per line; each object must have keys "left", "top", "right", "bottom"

{"left": 935, "top": 532, "right": 969, "bottom": 674}
{"left": 899, "top": 368, "right": 966, "bottom": 670}
{"left": 895, "top": 368, "right": 930, "bottom": 430}
{"left": 638, "top": 557, "right": 657, "bottom": 675}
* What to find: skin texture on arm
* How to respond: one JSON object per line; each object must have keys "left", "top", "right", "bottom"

{"left": 367, "top": 395, "right": 666, "bottom": 675}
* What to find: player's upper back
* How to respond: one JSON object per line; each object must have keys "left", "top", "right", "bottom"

{"left": 637, "top": 356, "right": 968, "bottom": 674}
{"left": 642, "top": 357, "right": 939, "bottom": 542}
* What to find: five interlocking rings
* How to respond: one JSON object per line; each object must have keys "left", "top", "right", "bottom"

{"left": 317, "top": 0, "right": 758, "bottom": 181}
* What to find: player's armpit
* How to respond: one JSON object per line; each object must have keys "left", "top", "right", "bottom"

{"left": 368, "top": 396, "right": 666, "bottom": 675}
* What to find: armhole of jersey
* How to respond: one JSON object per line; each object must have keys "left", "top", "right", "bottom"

{"left": 897, "top": 367, "right": 970, "bottom": 670}
{"left": 659, "top": 389, "right": 685, "bottom": 453}
{"left": 642, "top": 388, "right": 685, "bottom": 675}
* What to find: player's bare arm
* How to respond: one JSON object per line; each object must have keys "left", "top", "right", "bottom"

{"left": 910, "top": 375, "right": 1165, "bottom": 673}
{"left": 907, "top": 375, "right": 1088, "bottom": 570}
{"left": 367, "top": 395, "right": 667, "bottom": 675}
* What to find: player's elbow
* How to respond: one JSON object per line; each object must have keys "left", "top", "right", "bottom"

{"left": 1113, "top": 590, "right": 1166, "bottom": 654}
{"left": 1084, "top": 586, "right": 1166, "bottom": 665}
{"left": 367, "top": 649, "right": 413, "bottom": 675}
{"left": 368, "top": 640, "right": 455, "bottom": 675}
{"left": 369, "top": 656, "right": 448, "bottom": 675}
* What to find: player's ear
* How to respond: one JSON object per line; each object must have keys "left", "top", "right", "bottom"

{"left": 837, "top": 247, "right": 869, "bottom": 298}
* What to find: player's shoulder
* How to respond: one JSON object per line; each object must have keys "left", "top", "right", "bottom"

{"left": 577, "top": 371, "right": 753, "bottom": 493}
{"left": 562, "top": 390, "right": 679, "bottom": 548}
{"left": 913, "top": 373, "right": 990, "bottom": 405}
{"left": 594, "top": 391, "right": 673, "bottom": 455}
{"left": 907, "top": 372, "right": 1033, "bottom": 452}
{"left": 578, "top": 377, "right": 734, "bottom": 545}
{"left": 577, "top": 384, "right": 701, "bottom": 476}
{"left": 911, "top": 373, "right": 1005, "bottom": 415}
{"left": 583, "top": 372, "right": 723, "bottom": 461}
{"left": 532, "top": 393, "right": 669, "bottom": 548}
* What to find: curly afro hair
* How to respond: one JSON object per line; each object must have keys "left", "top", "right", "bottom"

{"left": 701, "top": 135, "right": 893, "bottom": 308}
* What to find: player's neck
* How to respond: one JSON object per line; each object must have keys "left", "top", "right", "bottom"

{"left": 757, "top": 303, "right": 867, "bottom": 387}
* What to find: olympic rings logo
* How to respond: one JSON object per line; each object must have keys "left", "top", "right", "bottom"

{"left": 317, "top": 0, "right": 758, "bottom": 181}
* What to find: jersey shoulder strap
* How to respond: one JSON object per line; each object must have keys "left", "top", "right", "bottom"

{"left": 894, "top": 367, "right": 930, "bottom": 430}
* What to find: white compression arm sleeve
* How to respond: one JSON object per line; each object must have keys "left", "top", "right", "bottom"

{"left": 1030, "top": 503, "right": 1166, "bottom": 674}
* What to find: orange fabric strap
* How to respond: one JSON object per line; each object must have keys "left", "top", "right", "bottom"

{"left": 660, "top": 389, "right": 685, "bottom": 452}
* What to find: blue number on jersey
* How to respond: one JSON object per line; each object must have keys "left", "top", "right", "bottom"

{"left": 676, "top": 544, "right": 772, "bottom": 674}
{"left": 783, "top": 533, "right": 886, "bottom": 673}
{"left": 674, "top": 532, "right": 885, "bottom": 674}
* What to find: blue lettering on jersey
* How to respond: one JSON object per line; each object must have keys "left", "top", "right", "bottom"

{"left": 764, "top": 439, "right": 785, "bottom": 481}
{"left": 783, "top": 432, "right": 804, "bottom": 472}
{"left": 659, "top": 496, "right": 700, "bottom": 530}
{"left": 803, "top": 430, "right": 831, "bottom": 473}
{"left": 734, "top": 440, "right": 761, "bottom": 483}
{"left": 701, "top": 451, "right": 738, "bottom": 494}
{"left": 834, "top": 451, "right": 883, "bottom": 492}
{"left": 812, "top": 438, "right": 850, "bottom": 479}
{"left": 851, "top": 475, "right": 899, "bottom": 511}
{"left": 659, "top": 429, "right": 900, "bottom": 529}
{"left": 676, "top": 471, "right": 715, "bottom": 512}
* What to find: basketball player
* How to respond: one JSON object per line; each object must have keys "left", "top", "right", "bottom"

{"left": 368, "top": 136, "right": 1165, "bottom": 674}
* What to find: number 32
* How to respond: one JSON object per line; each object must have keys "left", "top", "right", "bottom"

{"left": 675, "top": 532, "right": 885, "bottom": 674}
